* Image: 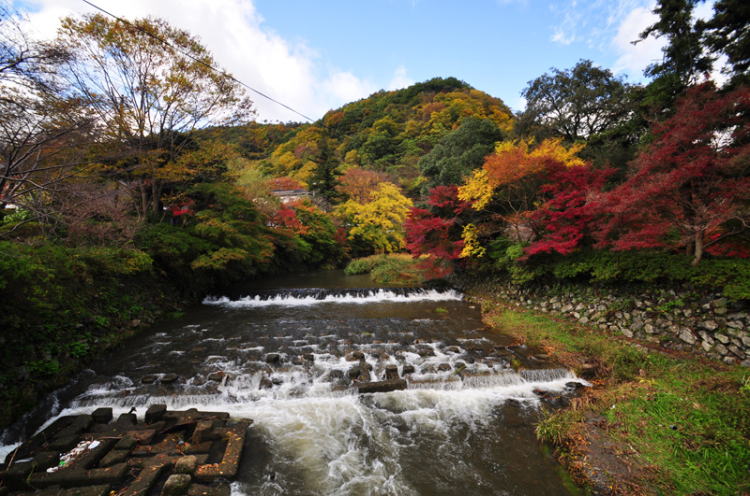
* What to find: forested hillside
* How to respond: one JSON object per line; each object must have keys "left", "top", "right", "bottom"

{"left": 197, "top": 77, "right": 514, "bottom": 198}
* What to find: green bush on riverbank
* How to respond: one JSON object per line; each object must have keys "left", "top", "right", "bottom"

{"left": 0, "top": 242, "right": 179, "bottom": 428}
{"left": 480, "top": 245, "right": 750, "bottom": 300}
{"left": 345, "top": 254, "right": 425, "bottom": 285}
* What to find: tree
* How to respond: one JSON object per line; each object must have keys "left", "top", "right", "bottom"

{"left": 524, "top": 163, "right": 613, "bottom": 257}
{"left": 638, "top": 0, "right": 713, "bottom": 110}
{"left": 405, "top": 185, "right": 469, "bottom": 261}
{"left": 0, "top": 5, "right": 66, "bottom": 89}
{"left": 0, "top": 7, "right": 91, "bottom": 215}
{"left": 335, "top": 167, "right": 389, "bottom": 202}
{"left": 596, "top": 83, "right": 750, "bottom": 265}
{"left": 56, "top": 14, "right": 253, "bottom": 216}
{"left": 268, "top": 176, "right": 305, "bottom": 191}
{"left": 422, "top": 117, "right": 498, "bottom": 184}
{"left": 698, "top": 0, "right": 750, "bottom": 86}
{"left": 459, "top": 138, "right": 585, "bottom": 211}
{"left": 457, "top": 138, "right": 587, "bottom": 252}
{"left": 309, "top": 136, "right": 341, "bottom": 202}
{"left": 336, "top": 182, "right": 412, "bottom": 254}
{"left": 188, "top": 182, "right": 274, "bottom": 274}
{"left": 519, "top": 60, "right": 634, "bottom": 143}
{"left": 419, "top": 117, "right": 503, "bottom": 188}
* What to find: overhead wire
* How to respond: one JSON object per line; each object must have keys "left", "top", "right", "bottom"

{"left": 79, "top": 0, "right": 315, "bottom": 122}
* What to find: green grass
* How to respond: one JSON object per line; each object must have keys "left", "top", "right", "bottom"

{"left": 344, "top": 254, "right": 425, "bottom": 285}
{"left": 478, "top": 297, "right": 750, "bottom": 495}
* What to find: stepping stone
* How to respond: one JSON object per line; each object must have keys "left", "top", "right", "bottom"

{"left": 92, "top": 407, "right": 113, "bottom": 424}
{"left": 161, "top": 374, "right": 179, "bottom": 384}
{"left": 162, "top": 474, "right": 191, "bottom": 496}
{"left": 146, "top": 404, "right": 167, "bottom": 424}
{"left": 356, "top": 379, "right": 407, "bottom": 394}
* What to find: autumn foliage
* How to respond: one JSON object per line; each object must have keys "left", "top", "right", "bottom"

{"left": 525, "top": 163, "right": 613, "bottom": 257}
{"left": 595, "top": 83, "right": 750, "bottom": 265}
{"left": 335, "top": 167, "right": 389, "bottom": 202}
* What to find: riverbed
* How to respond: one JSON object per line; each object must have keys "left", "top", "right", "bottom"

{"left": 1, "top": 271, "right": 586, "bottom": 495}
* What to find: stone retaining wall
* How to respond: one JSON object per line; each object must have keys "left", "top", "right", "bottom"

{"left": 476, "top": 280, "right": 750, "bottom": 367}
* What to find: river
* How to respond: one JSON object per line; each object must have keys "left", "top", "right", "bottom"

{"left": 1, "top": 271, "right": 586, "bottom": 495}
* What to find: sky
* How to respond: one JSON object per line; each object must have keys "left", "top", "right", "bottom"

{"left": 13, "top": 0, "right": 717, "bottom": 122}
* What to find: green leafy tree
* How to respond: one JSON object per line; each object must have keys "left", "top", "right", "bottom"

{"left": 518, "top": 60, "right": 635, "bottom": 141}
{"left": 638, "top": 0, "right": 713, "bottom": 110}
{"left": 419, "top": 117, "right": 503, "bottom": 189}
{"left": 698, "top": 0, "right": 750, "bottom": 86}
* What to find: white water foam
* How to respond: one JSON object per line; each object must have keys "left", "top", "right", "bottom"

{"left": 20, "top": 368, "right": 583, "bottom": 495}
{"left": 202, "top": 289, "right": 463, "bottom": 308}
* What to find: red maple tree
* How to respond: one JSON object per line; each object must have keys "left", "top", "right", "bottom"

{"left": 525, "top": 163, "right": 613, "bottom": 257}
{"left": 405, "top": 185, "right": 469, "bottom": 264}
{"left": 596, "top": 82, "right": 750, "bottom": 265}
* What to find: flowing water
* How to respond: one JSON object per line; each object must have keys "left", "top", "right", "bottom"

{"left": 1, "top": 271, "right": 586, "bottom": 495}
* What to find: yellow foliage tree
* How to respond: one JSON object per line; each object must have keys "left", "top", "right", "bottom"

{"left": 458, "top": 138, "right": 585, "bottom": 209}
{"left": 336, "top": 182, "right": 413, "bottom": 253}
{"left": 457, "top": 138, "right": 586, "bottom": 252}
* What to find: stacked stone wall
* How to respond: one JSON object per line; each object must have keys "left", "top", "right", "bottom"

{"left": 474, "top": 280, "right": 750, "bottom": 366}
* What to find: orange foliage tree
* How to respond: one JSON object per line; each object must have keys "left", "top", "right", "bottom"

{"left": 335, "top": 167, "right": 389, "bottom": 202}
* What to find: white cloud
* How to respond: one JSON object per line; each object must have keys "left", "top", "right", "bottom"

{"left": 387, "top": 65, "right": 414, "bottom": 90}
{"left": 551, "top": 28, "right": 575, "bottom": 45}
{"left": 20, "top": 0, "right": 400, "bottom": 122}
{"left": 323, "top": 71, "right": 378, "bottom": 106}
{"left": 512, "top": 95, "right": 527, "bottom": 113}
{"left": 612, "top": 4, "right": 665, "bottom": 77}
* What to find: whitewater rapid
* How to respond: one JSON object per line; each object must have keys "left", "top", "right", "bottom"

{"left": 1, "top": 281, "right": 586, "bottom": 495}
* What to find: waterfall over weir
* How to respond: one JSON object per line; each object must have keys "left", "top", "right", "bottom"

{"left": 202, "top": 287, "right": 464, "bottom": 307}
{"left": 1, "top": 273, "right": 587, "bottom": 495}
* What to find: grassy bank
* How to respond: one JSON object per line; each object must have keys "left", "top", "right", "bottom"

{"left": 465, "top": 283, "right": 750, "bottom": 495}
{"left": 344, "top": 254, "right": 425, "bottom": 285}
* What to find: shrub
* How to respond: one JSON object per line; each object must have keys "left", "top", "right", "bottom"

{"left": 345, "top": 254, "right": 425, "bottom": 285}
{"left": 483, "top": 244, "right": 750, "bottom": 300}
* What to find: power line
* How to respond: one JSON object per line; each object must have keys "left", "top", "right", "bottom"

{"left": 79, "top": 0, "right": 315, "bottom": 123}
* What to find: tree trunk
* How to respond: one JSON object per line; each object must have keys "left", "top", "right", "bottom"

{"left": 151, "top": 180, "right": 161, "bottom": 216}
{"left": 139, "top": 182, "right": 148, "bottom": 218}
{"left": 691, "top": 231, "right": 704, "bottom": 266}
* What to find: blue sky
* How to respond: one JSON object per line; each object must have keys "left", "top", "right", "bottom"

{"left": 252, "top": 0, "right": 659, "bottom": 109}
{"left": 19, "top": 0, "right": 702, "bottom": 122}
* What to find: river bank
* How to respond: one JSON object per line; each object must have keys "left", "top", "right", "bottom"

{"left": 462, "top": 279, "right": 750, "bottom": 495}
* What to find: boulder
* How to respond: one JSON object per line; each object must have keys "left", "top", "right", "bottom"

{"left": 141, "top": 375, "right": 158, "bottom": 384}
{"left": 265, "top": 353, "right": 281, "bottom": 364}
{"left": 207, "top": 371, "right": 227, "bottom": 383}
{"left": 161, "top": 373, "right": 179, "bottom": 384}
{"left": 175, "top": 455, "right": 198, "bottom": 475}
{"left": 346, "top": 350, "right": 364, "bottom": 361}
{"left": 162, "top": 474, "right": 192, "bottom": 496}
{"left": 678, "top": 327, "right": 696, "bottom": 345}
{"left": 715, "top": 333, "right": 730, "bottom": 344}
{"left": 384, "top": 364, "right": 399, "bottom": 381}
{"left": 258, "top": 375, "right": 273, "bottom": 389}
{"left": 145, "top": 404, "right": 167, "bottom": 424}
{"left": 92, "top": 407, "right": 113, "bottom": 424}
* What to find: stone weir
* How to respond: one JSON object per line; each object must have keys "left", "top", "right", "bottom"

{"left": 0, "top": 406, "right": 248, "bottom": 496}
